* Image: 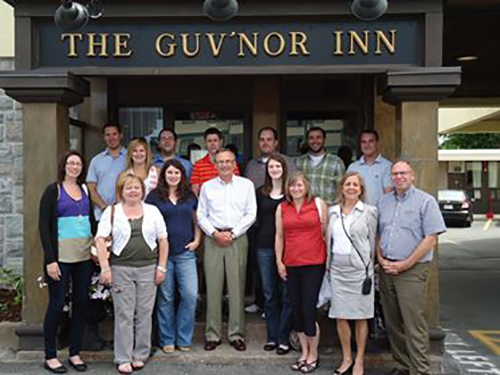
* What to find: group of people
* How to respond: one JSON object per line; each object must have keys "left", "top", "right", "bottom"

{"left": 39, "top": 122, "right": 446, "bottom": 375}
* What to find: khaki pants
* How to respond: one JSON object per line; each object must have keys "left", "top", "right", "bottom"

{"left": 379, "top": 263, "right": 431, "bottom": 375}
{"left": 111, "top": 264, "right": 157, "bottom": 364}
{"left": 204, "top": 235, "right": 248, "bottom": 342}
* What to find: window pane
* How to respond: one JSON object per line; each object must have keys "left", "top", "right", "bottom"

{"left": 488, "top": 161, "right": 500, "bottom": 188}
{"left": 175, "top": 111, "right": 245, "bottom": 164}
{"left": 285, "top": 117, "right": 345, "bottom": 157}
{"left": 466, "top": 161, "right": 482, "bottom": 188}
{"left": 118, "top": 107, "right": 164, "bottom": 147}
{"left": 69, "top": 125, "right": 83, "bottom": 152}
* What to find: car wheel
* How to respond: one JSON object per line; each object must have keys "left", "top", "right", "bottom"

{"left": 464, "top": 218, "right": 472, "bottom": 227}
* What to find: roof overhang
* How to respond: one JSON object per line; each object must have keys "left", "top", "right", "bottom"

{"left": 439, "top": 149, "right": 500, "bottom": 162}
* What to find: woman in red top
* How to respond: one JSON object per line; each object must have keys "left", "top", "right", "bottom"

{"left": 275, "top": 171, "right": 328, "bottom": 374}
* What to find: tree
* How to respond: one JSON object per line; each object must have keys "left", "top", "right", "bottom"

{"left": 440, "top": 134, "right": 500, "bottom": 149}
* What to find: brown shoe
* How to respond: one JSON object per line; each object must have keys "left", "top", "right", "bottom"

{"left": 230, "top": 339, "right": 247, "bottom": 351}
{"left": 204, "top": 340, "right": 221, "bottom": 351}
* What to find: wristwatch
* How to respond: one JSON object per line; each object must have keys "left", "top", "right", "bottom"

{"left": 157, "top": 265, "right": 167, "bottom": 273}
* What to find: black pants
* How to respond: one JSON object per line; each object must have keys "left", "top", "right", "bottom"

{"left": 44, "top": 260, "right": 93, "bottom": 360}
{"left": 286, "top": 265, "right": 324, "bottom": 337}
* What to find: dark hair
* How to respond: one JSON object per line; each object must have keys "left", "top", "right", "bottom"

{"left": 155, "top": 159, "right": 194, "bottom": 203}
{"left": 258, "top": 127, "right": 278, "bottom": 140}
{"left": 261, "top": 154, "right": 288, "bottom": 197}
{"left": 204, "top": 127, "right": 222, "bottom": 140}
{"left": 102, "top": 123, "right": 122, "bottom": 134}
{"left": 159, "top": 128, "right": 178, "bottom": 141}
{"left": 360, "top": 129, "right": 379, "bottom": 142}
{"left": 57, "top": 150, "right": 86, "bottom": 185}
{"left": 226, "top": 143, "right": 238, "bottom": 156}
{"left": 306, "top": 127, "right": 326, "bottom": 139}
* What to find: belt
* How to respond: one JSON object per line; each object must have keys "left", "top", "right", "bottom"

{"left": 215, "top": 227, "right": 233, "bottom": 232}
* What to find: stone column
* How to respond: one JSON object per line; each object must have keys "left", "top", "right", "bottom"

{"left": 252, "top": 77, "right": 280, "bottom": 157}
{"left": 0, "top": 72, "right": 89, "bottom": 349}
{"left": 384, "top": 67, "right": 461, "bottom": 352}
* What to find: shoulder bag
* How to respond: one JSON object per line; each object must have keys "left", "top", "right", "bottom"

{"left": 340, "top": 208, "right": 372, "bottom": 295}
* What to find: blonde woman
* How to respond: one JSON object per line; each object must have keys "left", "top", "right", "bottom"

{"left": 275, "top": 171, "right": 328, "bottom": 374}
{"left": 120, "top": 138, "right": 159, "bottom": 196}
{"left": 326, "top": 172, "right": 377, "bottom": 375}
{"left": 96, "top": 174, "right": 168, "bottom": 374}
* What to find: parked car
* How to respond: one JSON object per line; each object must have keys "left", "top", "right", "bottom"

{"left": 438, "top": 189, "right": 474, "bottom": 227}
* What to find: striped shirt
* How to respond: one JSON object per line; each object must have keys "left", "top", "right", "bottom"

{"left": 57, "top": 186, "right": 93, "bottom": 263}
{"left": 377, "top": 186, "right": 446, "bottom": 262}
{"left": 190, "top": 153, "right": 240, "bottom": 188}
{"left": 296, "top": 153, "right": 345, "bottom": 206}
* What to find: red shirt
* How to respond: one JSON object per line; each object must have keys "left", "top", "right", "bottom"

{"left": 281, "top": 199, "right": 326, "bottom": 267}
{"left": 190, "top": 154, "right": 240, "bottom": 187}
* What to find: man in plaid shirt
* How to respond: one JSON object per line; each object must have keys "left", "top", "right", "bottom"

{"left": 296, "top": 127, "right": 345, "bottom": 206}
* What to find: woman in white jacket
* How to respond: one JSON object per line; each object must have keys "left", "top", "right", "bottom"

{"left": 326, "top": 172, "right": 377, "bottom": 375}
{"left": 95, "top": 174, "right": 168, "bottom": 374}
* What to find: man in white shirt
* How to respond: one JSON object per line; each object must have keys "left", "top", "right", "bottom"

{"left": 197, "top": 149, "right": 257, "bottom": 352}
{"left": 348, "top": 129, "right": 392, "bottom": 206}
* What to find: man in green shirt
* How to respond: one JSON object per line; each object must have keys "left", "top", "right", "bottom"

{"left": 296, "top": 127, "right": 345, "bottom": 206}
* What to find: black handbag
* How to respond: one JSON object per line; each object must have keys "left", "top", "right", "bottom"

{"left": 340, "top": 208, "right": 372, "bottom": 296}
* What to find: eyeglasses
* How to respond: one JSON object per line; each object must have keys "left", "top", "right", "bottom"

{"left": 391, "top": 171, "right": 410, "bottom": 177}
{"left": 216, "top": 160, "right": 235, "bottom": 165}
{"left": 66, "top": 162, "right": 82, "bottom": 167}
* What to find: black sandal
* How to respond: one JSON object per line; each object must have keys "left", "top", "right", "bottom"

{"left": 300, "top": 359, "right": 320, "bottom": 373}
{"left": 291, "top": 359, "right": 306, "bottom": 371}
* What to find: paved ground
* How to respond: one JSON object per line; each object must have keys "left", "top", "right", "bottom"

{"left": 440, "top": 219, "right": 500, "bottom": 374}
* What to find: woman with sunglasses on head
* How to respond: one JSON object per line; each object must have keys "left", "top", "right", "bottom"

{"left": 326, "top": 171, "right": 377, "bottom": 375}
{"left": 120, "top": 138, "right": 159, "bottom": 196}
{"left": 95, "top": 174, "right": 168, "bottom": 374}
{"left": 256, "top": 154, "right": 293, "bottom": 355}
{"left": 145, "top": 159, "right": 201, "bottom": 354}
{"left": 39, "top": 150, "right": 97, "bottom": 373}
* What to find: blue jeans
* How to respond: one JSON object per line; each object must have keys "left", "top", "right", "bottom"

{"left": 156, "top": 251, "right": 198, "bottom": 347}
{"left": 257, "top": 248, "right": 293, "bottom": 346}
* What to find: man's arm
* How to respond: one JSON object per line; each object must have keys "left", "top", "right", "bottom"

{"left": 87, "top": 182, "right": 108, "bottom": 210}
{"left": 196, "top": 185, "right": 216, "bottom": 236}
{"left": 382, "top": 235, "right": 437, "bottom": 275}
{"left": 231, "top": 183, "right": 257, "bottom": 237}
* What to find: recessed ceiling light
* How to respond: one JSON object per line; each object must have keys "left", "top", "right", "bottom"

{"left": 457, "top": 55, "right": 479, "bottom": 62}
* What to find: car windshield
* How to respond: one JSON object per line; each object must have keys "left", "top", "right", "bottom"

{"left": 439, "top": 190, "right": 466, "bottom": 201}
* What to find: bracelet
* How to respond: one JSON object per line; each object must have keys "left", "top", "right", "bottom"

{"left": 157, "top": 265, "right": 167, "bottom": 273}
{"left": 101, "top": 267, "right": 110, "bottom": 274}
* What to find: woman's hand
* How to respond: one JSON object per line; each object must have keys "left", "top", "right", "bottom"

{"left": 100, "top": 267, "right": 112, "bottom": 286}
{"left": 46, "top": 262, "right": 61, "bottom": 281}
{"left": 277, "top": 261, "right": 287, "bottom": 281}
{"left": 185, "top": 240, "right": 200, "bottom": 251}
{"left": 154, "top": 269, "right": 166, "bottom": 286}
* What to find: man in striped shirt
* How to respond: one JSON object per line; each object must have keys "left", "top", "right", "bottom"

{"left": 190, "top": 127, "right": 240, "bottom": 196}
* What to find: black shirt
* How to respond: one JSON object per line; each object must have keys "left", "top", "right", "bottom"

{"left": 256, "top": 188, "right": 285, "bottom": 249}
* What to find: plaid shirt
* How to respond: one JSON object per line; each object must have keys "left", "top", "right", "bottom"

{"left": 296, "top": 153, "right": 345, "bottom": 206}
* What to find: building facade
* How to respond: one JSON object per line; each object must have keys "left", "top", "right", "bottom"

{"left": 0, "top": 0, "right": 461, "bottom": 349}
{"left": 0, "top": 1, "right": 23, "bottom": 273}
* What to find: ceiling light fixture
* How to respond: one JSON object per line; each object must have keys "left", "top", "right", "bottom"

{"left": 350, "top": 0, "right": 388, "bottom": 21}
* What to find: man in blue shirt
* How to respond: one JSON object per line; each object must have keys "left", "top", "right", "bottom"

{"left": 376, "top": 160, "right": 446, "bottom": 375}
{"left": 86, "top": 123, "right": 127, "bottom": 221}
{"left": 348, "top": 129, "right": 392, "bottom": 206}
{"left": 154, "top": 129, "right": 193, "bottom": 179}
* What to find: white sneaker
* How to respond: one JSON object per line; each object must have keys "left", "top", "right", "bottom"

{"left": 244, "top": 303, "right": 260, "bottom": 313}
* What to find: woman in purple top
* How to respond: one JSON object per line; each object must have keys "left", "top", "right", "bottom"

{"left": 39, "top": 150, "right": 97, "bottom": 373}
{"left": 146, "top": 159, "right": 202, "bottom": 353}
